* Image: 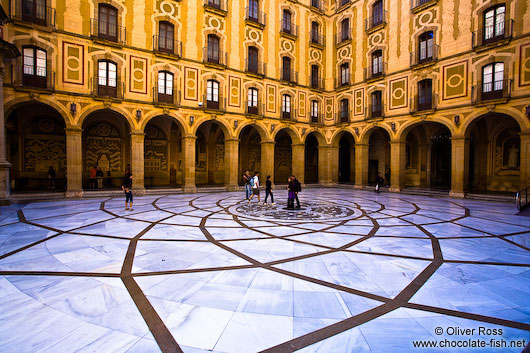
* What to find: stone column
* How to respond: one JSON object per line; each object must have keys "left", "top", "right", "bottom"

{"left": 450, "top": 136, "right": 470, "bottom": 198}
{"left": 354, "top": 143, "right": 369, "bottom": 188}
{"left": 520, "top": 131, "right": 530, "bottom": 189}
{"left": 130, "top": 132, "right": 145, "bottom": 193}
{"left": 389, "top": 141, "right": 406, "bottom": 193}
{"left": 260, "top": 140, "right": 275, "bottom": 183}
{"left": 65, "top": 128, "right": 84, "bottom": 198}
{"left": 224, "top": 138, "right": 239, "bottom": 191}
{"left": 182, "top": 135, "right": 197, "bottom": 193}
{"left": 318, "top": 145, "right": 335, "bottom": 186}
{"left": 292, "top": 143, "right": 305, "bottom": 184}
{"left": 0, "top": 62, "right": 11, "bottom": 204}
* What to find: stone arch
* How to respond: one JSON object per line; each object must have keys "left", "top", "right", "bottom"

{"left": 194, "top": 119, "right": 228, "bottom": 186}
{"left": 191, "top": 117, "right": 231, "bottom": 139}
{"left": 302, "top": 129, "right": 326, "bottom": 145}
{"left": 397, "top": 117, "right": 456, "bottom": 143}
{"left": 274, "top": 128, "right": 294, "bottom": 184}
{"left": 272, "top": 126, "right": 301, "bottom": 145}
{"left": 236, "top": 121, "right": 268, "bottom": 140}
{"left": 140, "top": 111, "right": 186, "bottom": 134}
{"left": 304, "top": 131, "right": 321, "bottom": 183}
{"left": 4, "top": 97, "right": 72, "bottom": 127}
{"left": 75, "top": 104, "right": 137, "bottom": 131}
{"left": 462, "top": 108, "right": 528, "bottom": 137}
{"left": 359, "top": 124, "right": 393, "bottom": 145}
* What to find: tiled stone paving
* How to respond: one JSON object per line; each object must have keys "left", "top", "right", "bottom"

{"left": 0, "top": 189, "right": 528, "bottom": 352}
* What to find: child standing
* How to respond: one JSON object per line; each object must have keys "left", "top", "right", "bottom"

{"left": 264, "top": 175, "right": 275, "bottom": 205}
{"left": 122, "top": 173, "right": 134, "bottom": 210}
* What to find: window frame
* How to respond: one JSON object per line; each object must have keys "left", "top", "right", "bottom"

{"left": 158, "top": 21, "right": 175, "bottom": 54}
{"left": 98, "top": 4, "right": 118, "bottom": 42}
{"left": 97, "top": 60, "right": 118, "bottom": 97}
{"left": 206, "top": 79, "right": 220, "bottom": 109}
{"left": 157, "top": 71, "right": 174, "bottom": 103}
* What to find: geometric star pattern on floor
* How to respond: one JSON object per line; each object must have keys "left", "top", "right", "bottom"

{"left": 0, "top": 188, "right": 528, "bottom": 352}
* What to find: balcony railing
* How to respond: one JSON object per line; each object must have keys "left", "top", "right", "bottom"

{"left": 411, "top": 0, "right": 437, "bottom": 11}
{"left": 336, "top": 0, "right": 351, "bottom": 10}
{"left": 203, "top": 94, "right": 226, "bottom": 111}
{"left": 364, "top": 62, "right": 387, "bottom": 80}
{"left": 365, "top": 10, "right": 387, "bottom": 31}
{"left": 281, "top": 109, "right": 297, "bottom": 121}
{"left": 410, "top": 44, "right": 439, "bottom": 67}
{"left": 472, "top": 79, "right": 512, "bottom": 104}
{"left": 90, "top": 19, "right": 126, "bottom": 44}
{"left": 367, "top": 103, "right": 385, "bottom": 119}
{"left": 246, "top": 101, "right": 264, "bottom": 116}
{"left": 472, "top": 19, "right": 513, "bottom": 49}
{"left": 153, "top": 87, "right": 180, "bottom": 106}
{"left": 12, "top": 64, "right": 54, "bottom": 90}
{"left": 310, "top": 112, "right": 323, "bottom": 124}
{"left": 335, "top": 31, "right": 351, "bottom": 45}
{"left": 203, "top": 47, "right": 228, "bottom": 66}
{"left": 245, "top": 59, "right": 266, "bottom": 76}
{"left": 204, "top": 0, "right": 228, "bottom": 13}
{"left": 311, "top": 0, "right": 325, "bottom": 11}
{"left": 337, "top": 111, "right": 350, "bottom": 123}
{"left": 335, "top": 75, "right": 351, "bottom": 88}
{"left": 153, "top": 35, "right": 182, "bottom": 57}
{"left": 245, "top": 7, "right": 266, "bottom": 26}
{"left": 310, "top": 32, "right": 325, "bottom": 46}
{"left": 280, "top": 69, "right": 298, "bottom": 83}
{"left": 280, "top": 21, "right": 299, "bottom": 37}
{"left": 91, "top": 77, "right": 124, "bottom": 99}
{"left": 410, "top": 94, "right": 437, "bottom": 112}
{"left": 11, "top": 0, "right": 55, "bottom": 27}
{"left": 310, "top": 76, "right": 324, "bottom": 90}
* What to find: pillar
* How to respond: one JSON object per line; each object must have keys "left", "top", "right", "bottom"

{"left": 130, "top": 132, "right": 145, "bottom": 193}
{"left": 450, "top": 136, "right": 469, "bottom": 198}
{"left": 224, "top": 138, "right": 239, "bottom": 191}
{"left": 292, "top": 143, "right": 305, "bottom": 184}
{"left": 182, "top": 135, "right": 197, "bottom": 193}
{"left": 261, "top": 140, "right": 274, "bottom": 184}
{"left": 318, "top": 145, "right": 335, "bottom": 186}
{"left": 520, "top": 131, "right": 530, "bottom": 189}
{"left": 354, "top": 143, "right": 369, "bottom": 188}
{"left": 390, "top": 141, "right": 406, "bottom": 193}
{"left": 65, "top": 128, "right": 84, "bottom": 198}
{"left": 0, "top": 62, "right": 10, "bottom": 204}
{"left": 331, "top": 144, "right": 339, "bottom": 184}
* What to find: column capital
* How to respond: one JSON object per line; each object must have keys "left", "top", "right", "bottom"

{"left": 130, "top": 131, "right": 145, "bottom": 137}
{"left": 354, "top": 143, "right": 370, "bottom": 147}
{"left": 181, "top": 135, "right": 197, "bottom": 141}
{"left": 65, "top": 127, "right": 83, "bottom": 134}
{"left": 390, "top": 140, "right": 406, "bottom": 145}
{"left": 292, "top": 143, "right": 305, "bottom": 147}
{"left": 224, "top": 138, "right": 240, "bottom": 143}
{"left": 450, "top": 136, "right": 469, "bottom": 141}
{"left": 260, "top": 139, "right": 275, "bottom": 145}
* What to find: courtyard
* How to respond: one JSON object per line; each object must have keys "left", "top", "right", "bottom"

{"left": 0, "top": 188, "right": 528, "bottom": 352}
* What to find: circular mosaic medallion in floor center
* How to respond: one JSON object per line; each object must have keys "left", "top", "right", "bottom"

{"left": 232, "top": 201, "right": 359, "bottom": 221}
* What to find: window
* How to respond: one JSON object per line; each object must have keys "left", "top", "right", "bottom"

{"left": 98, "top": 4, "right": 118, "bottom": 42}
{"left": 311, "top": 100, "right": 319, "bottom": 123}
{"left": 157, "top": 71, "right": 174, "bottom": 103}
{"left": 340, "top": 63, "right": 349, "bottom": 86}
{"left": 482, "top": 62, "right": 504, "bottom": 100}
{"left": 207, "top": 34, "right": 220, "bottom": 63}
{"left": 22, "top": 47, "right": 47, "bottom": 88}
{"left": 484, "top": 5, "right": 505, "bottom": 42}
{"left": 417, "top": 79, "right": 433, "bottom": 110}
{"left": 341, "top": 0, "right": 350, "bottom": 6}
{"left": 208, "top": 0, "right": 221, "bottom": 9}
{"left": 282, "top": 94, "right": 291, "bottom": 119}
{"left": 371, "top": 50, "right": 383, "bottom": 76}
{"left": 372, "top": 0, "right": 383, "bottom": 27}
{"left": 341, "top": 18, "right": 350, "bottom": 42}
{"left": 248, "top": 87, "right": 259, "bottom": 114}
{"left": 419, "top": 31, "right": 434, "bottom": 63}
{"left": 248, "top": 0, "right": 259, "bottom": 21}
{"left": 311, "top": 0, "right": 320, "bottom": 9}
{"left": 282, "top": 56, "right": 292, "bottom": 81}
{"left": 158, "top": 22, "right": 174, "bottom": 53}
{"left": 247, "top": 46, "right": 259, "bottom": 73}
{"left": 371, "top": 91, "right": 382, "bottom": 117}
{"left": 340, "top": 99, "right": 349, "bottom": 122}
{"left": 282, "top": 10, "right": 292, "bottom": 34}
{"left": 206, "top": 79, "right": 220, "bottom": 109}
{"left": 311, "top": 65, "right": 319, "bottom": 88}
{"left": 97, "top": 60, "right": 117, "bottom": 97}
{"left": 311, "top": 22, "right": 320, "bottom": 43}
{"left": 22, "top": 0, "right": 46, "bottom": 25}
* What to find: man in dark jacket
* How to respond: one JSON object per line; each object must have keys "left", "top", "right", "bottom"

{"left": 122, "top": 173, "right": 133, "bottom": 210}
{"left": 292, "top": 175, "right": 301, "bottom": 208}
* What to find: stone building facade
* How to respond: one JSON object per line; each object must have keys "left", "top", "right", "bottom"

{"left": 0, "top": 0, "right": 529, "bottom": 201}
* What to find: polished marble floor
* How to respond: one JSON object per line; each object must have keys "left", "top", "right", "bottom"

{"left": 0, "top": 188, "right": 528, "bottom": 352}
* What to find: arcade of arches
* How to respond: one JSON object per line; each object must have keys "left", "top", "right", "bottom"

{"left": 2, "top": 103, "right": 530, "bottom": 199}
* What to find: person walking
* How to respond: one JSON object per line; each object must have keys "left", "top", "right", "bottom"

{"left": 243, "top": 170, "right": 251, "bottom": 200}
{"left": 375, "top": 172, "right": 384, "bottom": 193}
{"left": 47, "top": 165, "right": 56, "bottom": 190}
{"left": 248, "top": 171, "right": 261, "bottom": 204}
{"left": 122, "top": 173, "right": 134, "bottom": 210}
{"left": 292, "top": 175, "right": 301, "bottom": 209}
{"left": 264, "top": 175, "right": 275, "bottom": 205}
{"left": 287, "top": 176, "right": 295, "bottom": 209}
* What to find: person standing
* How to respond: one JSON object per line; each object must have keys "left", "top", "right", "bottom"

{"left": 89, "top": 165, "right": 97, "bottom": 189}
{"left": 243, "top": 170, "right": 251, "bottom": 200}
{"left": 248, "top": 171, "right": 261, "bottom": 204}
{"left": 96, "top": 166, "right": 104, "bottom": 189}
{"left": 47, "top": 165, "right": 56, "bottom": 190}
{"left": 292, "top": 175, "right": 301, "bottom": 209}
{"left": 287, "top": 176, "right": 295, "bottom": 209}
{"left": 122, "top": 173, "right": 134, "bottom": 210}
{"left": 264, "top": 175, "right": 275, "bottom": 205}
{"left": 375, "top": 172, "right": 384, "bottom": 193}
